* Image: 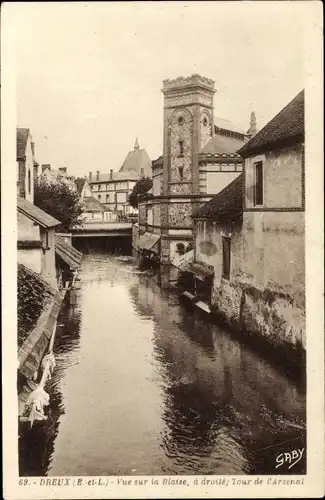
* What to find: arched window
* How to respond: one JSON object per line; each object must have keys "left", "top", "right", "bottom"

{"left": 28, "top": 169, "right": 31, "bottom": 194}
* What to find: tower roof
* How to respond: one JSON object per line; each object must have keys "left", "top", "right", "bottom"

{"left": 119, "top": 142, "right": 151, "bottom": 176}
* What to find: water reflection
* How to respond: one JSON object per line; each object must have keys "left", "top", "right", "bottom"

{"left": 19, "top": 253, "right": 306, "bottom": 476}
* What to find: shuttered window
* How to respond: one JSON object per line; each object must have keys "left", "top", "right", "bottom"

{"left": 254, "top": 161, "right": 263, "bottom": 206}
{"left": 222, "top": 237, "right": 231, "bottom": 280}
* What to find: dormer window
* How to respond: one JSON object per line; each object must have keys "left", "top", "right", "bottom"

{"left": 179, "top": 140, "right": 184, "bottom": 157}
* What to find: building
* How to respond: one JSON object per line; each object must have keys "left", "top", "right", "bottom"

{"left": 88, "top": 139, "right": 152, "bottom": 215}
{"left": 188, "top": 90, "right": 305, "bottom": 355}
{"left": 55, "top": 235, "right": 83, "bottom": 290}
{"left": 17, "top": 128, "right": 38, "bottom": 202}
{"left": 75, "top": 177, "right": 92, "bottom": 199}
{"left": 81, "top": 196, "right": 117, "bottom": 222}
{"left": 134, "top": 74, "right": 251, "bottom": 284}
{"left": 17, "top": 196, "right": 61, "bottom": 289}
{"left": 40, "top": 164, "right": 76, "bottom": 191}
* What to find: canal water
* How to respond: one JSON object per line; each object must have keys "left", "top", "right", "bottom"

{"left": 19, "top": 251, "right": 306, "bottom": 476}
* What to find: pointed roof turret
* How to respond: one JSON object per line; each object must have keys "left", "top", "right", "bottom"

{"left": 134, "top": 137, "right": 140, "bottom": 150}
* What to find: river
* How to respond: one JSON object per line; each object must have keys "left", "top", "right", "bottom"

{"left": 19, "top": 251, "right": 306, "bottom": 476}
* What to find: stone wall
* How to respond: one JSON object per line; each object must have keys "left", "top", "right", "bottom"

{"left": 212, "top": 279, "right": 305, "bottom": 352}
{"left": 168, "top": 202, "right": 192, "bottom": 227}
{"left": 195, "top": 215, "right": 305, "bottom": 353}
{"left": 153, "top": 203, "right": 161, "bottom": 227}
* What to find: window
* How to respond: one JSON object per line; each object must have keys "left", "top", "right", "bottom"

{"left": 98, "top": 184, "right": 102, "bottom": 191}
{"left": 178, "top": 116, "right": 184, "bottom": 126}
{"left": 106, "top": 194, "right": 109, "bottom": 202}
{"left": 203, "top": 117, "right": 208, "bottom": 127}
{"left": 222, "top": 237, "right": 231, "bottom": 280}
{"left": 178, "top": 166, "right": 184, "bottom": 180}
{"left": 253, "top": 161, "right": 263, "bottom": 206}
{"left": 179, "top": 140, "right": 184, "bottom": 157}
{"left": 45, "top": 230, "right": 49, "bottom": 249}
{"left": 28, "top": 169, "right": 31, "bottom": 194}
{"left": 98, "top": 194, "right": 101, "bottom": 200}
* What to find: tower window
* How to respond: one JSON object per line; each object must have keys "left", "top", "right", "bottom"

{"left": 178, "top": 166, "right": 184, "bottom": 180}
{"left": 253, "top": 161, "right": 263, "bottom": 206}
{"left": 179, "top": 140, "right": 184, "bottom": 157}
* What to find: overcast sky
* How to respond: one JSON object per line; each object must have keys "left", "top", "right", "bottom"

{"left": 13, "top": 2, "right": 305, "bottom": 178}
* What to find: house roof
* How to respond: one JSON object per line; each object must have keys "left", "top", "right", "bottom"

{"left": 83, "top": 196, "right": 110, "bottom": 212}
{"left": 55, "top": 236, "right": 82, "bottom": 270}
{"left": 17, "top": 196, "right": 61, "bottom": 228}
{"left": 133, "top": 232, "right": 160, "bottom": 251}
{"left": 239, "top": 90, "right": 304, "bottom": 158}
{"left": 75, "top": 177, "right": 87, "bottom": 195}
{"left": 17, "top": 128, "right": 30, "bottom": 159}
{"left": 214, "top": 117, "right": 246, "bottom": 135}
{"left": 193, "top": 173, "right": 244, "bottom": 222}
{"left": 201, "top": 133, "right": 246, "bottom": 155}
{"left": 90, "top": 170, "right": 140, "bottom": 184}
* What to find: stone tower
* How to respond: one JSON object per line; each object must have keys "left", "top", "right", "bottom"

{"left": 159, "top": 75, "right": 216, "bottom": 276}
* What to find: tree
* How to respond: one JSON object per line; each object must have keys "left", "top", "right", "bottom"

{"left": 128, "top": 176, "right": 153, "bottom": 209}
{"left": 34, "top": 180, "right": 84, "bottom": 232}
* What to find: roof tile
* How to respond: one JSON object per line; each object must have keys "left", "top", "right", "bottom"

{"left": 17, "top": 196, "right": 61, "bottom": 228}
{"left": 193, "top": 173, "right": 244, "bottom": 222}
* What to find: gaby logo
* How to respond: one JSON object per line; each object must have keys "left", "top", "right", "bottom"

{"left": 275, "top": 448, "right": 305, "bottom": 469}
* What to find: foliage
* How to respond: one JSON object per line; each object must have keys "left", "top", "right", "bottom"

{"left": 176, "top": 241, "right": 193, "bottom": 256}
{"left": 176, "top": 243, "right": 186, "bottom": 256}
{"left": 17, "top": 264, "right": 51, "bottom": 349}
{"left": 128, "top": 176, "right": 153, "bottom": 209}
{"left": 34, "top": 180, "right": 84, "bottom": 232}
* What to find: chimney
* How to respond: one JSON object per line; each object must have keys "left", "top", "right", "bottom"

{"left": 33, "top": 161, "right": 39, "bottom": 186}
{"left": 247, "top": 112, "right": 257, "bottom": 137}
{"left": 59, "top": 166, "right": 67, "bottom": 174}
{"left": 96, "top": 170, "right": 100, "bottom": 181}
{"left": 42, "top": 164, "right": 51, "bottom": 173}
{"left": 89, "top": 171, "right": 92, "bottom": 181}
{"left": 110, "top": 169, "right": 113, "bottom": 180}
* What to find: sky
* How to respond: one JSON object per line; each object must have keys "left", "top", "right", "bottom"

{"left": 12, "top": 1, "right": 305, "bottom": 178}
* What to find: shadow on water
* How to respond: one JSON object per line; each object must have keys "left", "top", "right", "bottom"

{"left": 130, "top": 274, "right": 306, "bottom": 475}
